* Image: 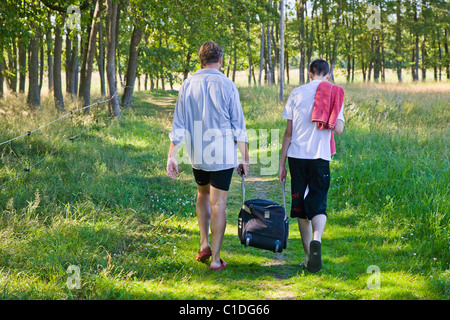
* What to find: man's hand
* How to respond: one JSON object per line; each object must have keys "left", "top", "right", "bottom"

{"left": 237, "top": 161, "right": 249, "bottom": 177}
{"left": 167, "top": 157, "right": 179, "bottom": 180}
{"left": 278, "top": 165, "right": 287, "bottom": 183}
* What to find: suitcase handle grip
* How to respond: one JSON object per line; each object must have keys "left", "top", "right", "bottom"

{"left": 241, "top": 174, "right": 286, "bottom": 213}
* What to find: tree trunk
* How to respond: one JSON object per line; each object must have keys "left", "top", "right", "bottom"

{"left": 374, "top": 34, "right": 381, "bottom": 82}
{"left": 226, "top": 52, "right": 231, "bottom": 78}
{"left": 246, "top": 23, "right": 252, "bottom": 86}
{"left": 46, "top": 22, "right": 53, "bottom": 93}
{"left": 18, "top": 40, "right": 27, "bottom": 94}
{"left": 279, "top": 0, "right": 285, "bottom": 102}
{"left": 297, "top": 0, "right": 305, "bottom": 84}
{"left": 39, "top": 36, "right": 44, "bottom": 90}
{"left": 271, "top": 23, "right": 278, "bottom": 84}
{"left": 263, "top": 37, "right": 268, "bottom": 83}
{"left": 81, "top": 0, "right": 101, "bottom": 113}
{"left": 368, "top": 34, "right": 374, "bottom": 82}
{"left": 232, "top": 40, "right": 237, "bottom": 82}
{"left": 106, "top": 0, "right": 121, "bottom": 117}
{"left": 122, "top": 25, "right": 142, "bottom": 108}
{"left": 345, "top": 17, "right": 351, "bottom": 82}
{"left": 79, "top": 5, "right": 95, "bottom": 102}
{"left": 414, "top": 35, "right": 419, "bottom": 81}
{"left": 27, "top": 26, "right": 40, "bottom": 109}
{"left": 413, "top": 3, "right": 419, "bottom": 82}
{"left": 115, "top": 1, "right": 121, "bottom": 89}
{"left": 444, "top": 28, "right": 449, "bottom": 80}
{"left": 66, "top": 29, "right": 72, "bottom": 94}
{"left": 421, "top": 37, "right": 427, "bottom": 81}
{"left": 97, "top": 12, "right": 106, "bottom": 96}
{"left": 285, "top": 48, "right": 289, "bottom": 84}
{"left": 258, "top": 23, "right": 264, "bottom": 86}
{"left": 184, "top": 51, "right": 191, "bottom": 81}
{"left": 68, "top": 33, "right": 79, "bottom": 96}
{"left": 329, "top": 0, "right": 341, "bottom": 82}
{"left": 7, "top": 40, "right": 17, "bottom": 94}
{"left": 307, "top": 1, "right": 317, "bottom": 82}
{"left": 158, "top": 27, "right": 164, "bottom": 90}
{"left": 267, "top": 5, "right": 273, "bottom": 85}
{"left": 0, "top": 46, "right": 4, "bottom": 98}
{"left": 437, "top": 27, "right": 442, "bottom": 81}
{"left": 395, "top": 0, "right": 402, "bottom": 82}
{"left": 53, "top": 18, "right": 64, "bottom": 110}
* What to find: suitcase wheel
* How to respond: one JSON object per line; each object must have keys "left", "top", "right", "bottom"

{"left": 245, "top": 234, "right": 252, "bottom": 247}
{"left": 274, "top": 240, "right": 282, "bottom": 253}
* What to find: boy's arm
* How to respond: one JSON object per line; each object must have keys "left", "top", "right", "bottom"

{"left": 279, "top": 120, "right": 293, "bottom": 183}
{"left": 334, "top": 119, "right": 344, "bottom": 135}
{"left": 334, "top": 103, "right": 345, "bottom": 135}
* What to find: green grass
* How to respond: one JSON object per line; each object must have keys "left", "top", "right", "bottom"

{"left": 0, "top": 80, "right": 449, "bottom": 300}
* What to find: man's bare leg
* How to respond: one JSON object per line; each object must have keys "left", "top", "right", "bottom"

{"left": 196, "top": 184, "right": 211, "bottom": 251}
{"left": 209, "top": 186, "right": 228, "bottom": 269}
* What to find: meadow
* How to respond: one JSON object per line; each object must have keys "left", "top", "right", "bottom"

{"left": 0, "top": 72, "right": 448, "bottom": 300}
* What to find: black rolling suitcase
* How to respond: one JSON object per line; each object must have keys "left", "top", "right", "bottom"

{"left": 238, "top": 175, "right": 289, "bottom": 253}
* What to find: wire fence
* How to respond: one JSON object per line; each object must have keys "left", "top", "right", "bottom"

{"left": 0, "top": 88, "right": 131, "bottom": 191}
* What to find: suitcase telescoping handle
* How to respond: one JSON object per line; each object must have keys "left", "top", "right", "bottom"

{"left": 240, "top": 174, "right": 286, "bottom": 211}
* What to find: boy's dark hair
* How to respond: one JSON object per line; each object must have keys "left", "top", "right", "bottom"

{"left": 309, "top": 59, "right": 330, "bottom": 77}
{"left": 199, "top": 42, "right": 223, "bottom": 67}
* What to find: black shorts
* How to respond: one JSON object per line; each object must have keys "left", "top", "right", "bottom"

{"left": 288, "top": 157, "right": 330, "bottom": 220}
{"left": 192, "top": 167, "right": 234, "bottom": 191}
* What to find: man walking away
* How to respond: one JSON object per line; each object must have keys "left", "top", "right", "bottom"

{"left": 167, "top": 42, "right": 249, "bottom": 271}
{"left": 278, "top": 59, "right": 345, "bottom": 273}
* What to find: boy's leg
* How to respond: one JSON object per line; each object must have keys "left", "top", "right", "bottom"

{"left": 297, "top": 218, "right": 312, "bottom": 266}
{"left": 303, "top": 159, "right": 330, "bottom": 272}
{"left": 312, "top": 214, "right": 327, "bottom": 242}
{"left": 304, "top": 158, "right": 330, "bottom": 242}
{"left": 288, "top": 158, "right": 312, "bottom": 266}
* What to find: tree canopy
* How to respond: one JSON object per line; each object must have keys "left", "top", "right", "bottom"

{"left": 0, "top": 0, "right": 449, "bottom": 111}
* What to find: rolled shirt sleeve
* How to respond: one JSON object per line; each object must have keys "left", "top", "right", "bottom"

{"left": 282, "top": 91, "right": 295, "bottom": 120}
{"left": 337, "top": 103, "right": 345, "bottom": 123}
{"left": 228, "top": 84, "right": 248, "bottom": 143}
{"left": 169, "top": 87, "right": 186, "bottom": 146}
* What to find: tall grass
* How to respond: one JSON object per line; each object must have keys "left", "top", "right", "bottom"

{"left": 0, "top": 80, "right": 448, "bottom": 299}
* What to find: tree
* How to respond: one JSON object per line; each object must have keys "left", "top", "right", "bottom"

{"left": 279, "top": 0, "right": 285, "bottom": 102}
{"left": 122, "top": 25, "right": 142, "bottom": 108}
{"left": 106, "top": 0, "right": 121, "bottom": 117}
{"left": 395, "top": 0, "right": 403, "bottom": 82}
{"left": 80, "top": 0, "right": 102, "bottom": 113}
{"left": 27, "top": 24, "right": 40, "bottom": 109}
{"left": 53, "top": 15, "right": 64, "bottom": 110}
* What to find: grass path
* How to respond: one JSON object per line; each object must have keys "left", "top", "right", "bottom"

{"left": 122, "top": 89, "right": 448, "bottom": 300}
{"left": 0, "top": 85, "right": 448, "bottom": 300}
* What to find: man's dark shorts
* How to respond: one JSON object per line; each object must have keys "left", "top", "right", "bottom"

{"left": 288, "top": 157, "right": 330, "bottom": 220}
{"left": 192, "top": 167, "right": 234, "bottom": 192}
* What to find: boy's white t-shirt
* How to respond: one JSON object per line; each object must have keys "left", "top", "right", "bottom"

{"left": 281, "top": 80, "right": 345, "bottom": 162}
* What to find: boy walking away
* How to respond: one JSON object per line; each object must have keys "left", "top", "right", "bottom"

{"left": 278, "top": 59, "right": 345, "bottom": 273}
